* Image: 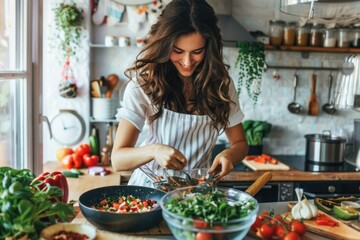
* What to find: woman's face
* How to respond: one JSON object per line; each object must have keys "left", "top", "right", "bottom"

{"left": 169, "top": 32, "right": 206, "bottom": 79}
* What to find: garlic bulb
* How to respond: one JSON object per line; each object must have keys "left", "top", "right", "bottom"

{"left": 291, "top": 188, "right": 318, "bottom": 220}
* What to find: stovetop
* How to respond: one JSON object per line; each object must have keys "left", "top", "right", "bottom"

{"left": 234, "top": 155, "right": 360, "bottom": 173}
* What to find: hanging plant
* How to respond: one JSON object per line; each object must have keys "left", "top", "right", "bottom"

{"left": 235, "top": 41, "right": 267, "bottom": 104}
{"left": 53, "top": 1, "right": 83, "bottom": 59}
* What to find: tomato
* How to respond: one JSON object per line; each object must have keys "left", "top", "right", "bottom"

{"left": 290, "top": 220, "right": 306, "bottom": 236}
{"left": 82, "top": 153, "right": 99, "bottom": 167}
{"left": 259, "top": 211, "right": 270, "bottom": 220}
{"left": 259, "top": 223, "right": 276, "bottom": 240}
{"left": 74, "top": 143, "right": 92, "bottom": 158}
{"left": 283, "top": 231, "right": 301, "bottom": 240}
{"left": 193, "top": 218, "right": 208, "bottom": 229}
{"left": 61, "top": 153, "right": 82, "bottom": 169}
{"left": 212, "top": 226, "right": 224, "bottom": 239}
{"left": 275, "top": 225, "right": 287, "bottom": 238}
{"left": 315, "top": 213, "right": 339, "bottom": 227}
{"left": 251, "top": 216, "right": 262, "bottom": 231}
{"left": 196, "top": 232, "right": 212, "bottom": 240}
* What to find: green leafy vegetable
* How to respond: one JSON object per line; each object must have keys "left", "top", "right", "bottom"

{"left": 243, "top": 120, "right": 272, "bottom": 146}
{"left": 0, "top": 167, "right": 75, "bottom": 240}
{"left": 165, "top": 189, "right": 256, "bottom": 224}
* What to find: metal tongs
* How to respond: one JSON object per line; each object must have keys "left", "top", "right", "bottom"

{"left": 203, "top": 166, "right": 221, "bottom": 186}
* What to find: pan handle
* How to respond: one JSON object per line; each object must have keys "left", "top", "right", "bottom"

{"left": 245, "top": 172, "right": 272, "bottom": 197}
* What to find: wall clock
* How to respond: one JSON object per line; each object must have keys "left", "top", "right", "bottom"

{"left": 50, "top": 109, "right": 86, "bottom": 146}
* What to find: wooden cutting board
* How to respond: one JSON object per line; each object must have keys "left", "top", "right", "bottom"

{"left": 282, "top": 210, "right": 360, "bottom": 240}
{"left": 242, "top": 158, "right": 290, "bottom": 171}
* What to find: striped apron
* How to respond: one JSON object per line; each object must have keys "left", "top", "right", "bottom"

{"left": 128, "top": 107, "right": 219, "bottom": 187}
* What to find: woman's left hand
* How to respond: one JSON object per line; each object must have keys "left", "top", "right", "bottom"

{"left": 208, "top": 153, "right": 234, "bottom": 183}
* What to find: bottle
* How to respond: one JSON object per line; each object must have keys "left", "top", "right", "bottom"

{"left": 269, "top": 20, "right": 285, "bottom": 46}
{"left": 323, "top": 28, "right": 337, "bottom": 47}
{"left": 89, "top": 127, "right": 100, "bottom": 157}
{"left": 283, "top": 22, "right": 297, "bottom": 46}
{"left": 296, "top": 24, "right": 310, "bottom": 46}
{"left": 309, "top": 23, "right": 324, "bottom": 47}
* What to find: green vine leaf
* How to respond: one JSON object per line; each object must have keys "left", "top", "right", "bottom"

{"left": 52, "top": 1, "right": 84, "bottom": 59}
{"left": 235, "top": 41, "right": 267, "bottom": 104}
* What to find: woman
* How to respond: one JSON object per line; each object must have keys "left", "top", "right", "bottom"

{"left": 111, "top": 0, "right": 248, "bottom": 187}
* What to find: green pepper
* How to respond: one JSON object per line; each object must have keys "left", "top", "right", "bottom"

{"left": 333, "top": 205, "right": 359, "bottom": 220}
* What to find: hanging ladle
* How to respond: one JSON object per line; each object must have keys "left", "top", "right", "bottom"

{"left": 288, "top": 73, "right": 302, "bottom": 114}
{"left": 322, "top": 73, "right": 336, "bottom": 115}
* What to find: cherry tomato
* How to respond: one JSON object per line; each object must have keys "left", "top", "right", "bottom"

{"left": 251, "top": 216, "right": 262, "bottom": 231}
{"left": 82, "top": 153, "right": 99, "bottom": 167}
{"left": 275, "top": 225, "right": 287, "bottom": 239}
{"left": 259, "top": 211, "right": 270, "bottom": 220}
{"left": 259, "top": 223, "right": 276, "bottom": 240}
{"left": 61, "top": 153, "right": 82, "bottom": 169}
{"left": 193, "top": 218, "right": 208, "bottom": 229}
{"left": 74, "top": 143, "right": 92, "bottom": 158}
{"left": 196, "top": 232, "right": 213, "bottom": 240}
{"left": 212, "top": 226, "right": 224, "bottom": 239}
{"left": 290, "top": 220, "right": 307, "bottom": 236}
{"left": 283, "top": 231, "right": 301, "bottom": 240}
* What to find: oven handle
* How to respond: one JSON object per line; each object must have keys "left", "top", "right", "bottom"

{"left": 232, "top": 185, "right": 273, "bottom": 190}
{"left": 304, "top": 191, "right": 360, "bottom": 198}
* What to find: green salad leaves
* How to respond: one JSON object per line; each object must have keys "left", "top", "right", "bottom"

{"left": 165, "top": 189, "right": 257, "bottom": 223}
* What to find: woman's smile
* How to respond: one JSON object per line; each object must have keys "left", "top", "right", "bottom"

{"left": 170, "top": 32, "right": 206, "bottom": 78}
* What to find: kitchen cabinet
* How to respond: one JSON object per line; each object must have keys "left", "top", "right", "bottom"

{"left": 265, "top": 45, "right": 360, "bottom": 53}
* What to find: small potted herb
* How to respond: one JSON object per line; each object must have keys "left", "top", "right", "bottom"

{"left": 235, "top": 41, "right": 267, "bottom": 104}
{"left": 53, "top": 1, "right": 83, "bottom": 59}
{"left": 243, "top": 120, "right": 272, "bottom": 155}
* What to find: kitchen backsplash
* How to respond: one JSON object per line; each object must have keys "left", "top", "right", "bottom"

{"left": 42, "top": 0, "right": 359, "bottom": 161}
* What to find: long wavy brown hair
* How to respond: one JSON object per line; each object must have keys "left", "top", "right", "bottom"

{"left": 125, "top": 0, "right": 234, "bottom": 132}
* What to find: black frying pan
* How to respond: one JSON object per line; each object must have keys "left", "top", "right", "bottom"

{"left": 79, "top": 185, "right": 166, "bottom": 232}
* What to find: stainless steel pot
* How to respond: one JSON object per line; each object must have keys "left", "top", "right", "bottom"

{"left": 305, "top": 130, "right": 347, "bottom": 163}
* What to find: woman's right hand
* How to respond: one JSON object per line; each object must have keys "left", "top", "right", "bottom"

{"left": 153, "top": 144, "right": 187, "bottom": 170}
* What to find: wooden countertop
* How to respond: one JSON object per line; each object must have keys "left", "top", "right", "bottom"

{"left": 43, "top": 161, "right": 355, "bottom": 240}
{"left": 44, "top": 161, "right": 360, "bottom": 202}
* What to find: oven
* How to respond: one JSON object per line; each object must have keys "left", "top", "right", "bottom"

{"left": 218, "top": 181, "right": 294, "bottom": 203}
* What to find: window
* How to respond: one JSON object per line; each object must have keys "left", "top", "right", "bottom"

{"left": 0, "top": 0, "right": 38, "bottom": 170}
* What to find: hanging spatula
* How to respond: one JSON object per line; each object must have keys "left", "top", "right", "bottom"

{"left": 308, "top": 73, "right": 318, "bottom": 116}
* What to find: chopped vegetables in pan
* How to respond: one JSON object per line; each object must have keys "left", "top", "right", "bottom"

{"left": 92, "top": 195, "right": 158, "bottom": 213}
{"left": 165, "top": 189, "right": 257, "bottom": 223}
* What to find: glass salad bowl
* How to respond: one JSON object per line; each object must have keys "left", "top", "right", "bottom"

{"left": 160, "top": 186, "right": 259, "bottom": 240}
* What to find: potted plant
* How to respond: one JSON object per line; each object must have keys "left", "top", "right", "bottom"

{"left": 243, "top": 120, "right": 272, "bottom": 155}
{"left": 52, "top": 1, "right": 83, "bottom": 98}
{"left": 235, "top": 41, "right": 267, "bottom": 104}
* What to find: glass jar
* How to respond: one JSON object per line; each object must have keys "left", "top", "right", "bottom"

{"left": 309, "top": 23, "right": 324, "bottom": 47}
{"left": 352, "top": 26, "right": 360, "bottom": 48}
{"left": 338, "top": 27, "right": 351, "bottom": 48}
{"left": 283, "top": 22, "right": 297, "bottom": 46}
{"left": 323, "top": 28, "right": 337, "bottom": 47}
{"left": 296, "top": 24, "right": 310, "bottom": 46}
{"left": 269, "top": 20, "right": 285, "bottom": 46}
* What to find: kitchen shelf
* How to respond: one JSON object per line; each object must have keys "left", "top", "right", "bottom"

{"left": 265, "top": 45, "right": 360, "bottom": 53}
{"left": 90, "top": 117, "right": 118, "bottom": 123}
{"left": 90, "top": 44, "right": 142, "bottom": 49}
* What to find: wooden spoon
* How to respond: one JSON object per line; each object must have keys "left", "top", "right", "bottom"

{"left": 105, "top": 74, "right": 119, "bottom": 98}
{"left": 308, "top": 73, "right": 318, "bottom": 116}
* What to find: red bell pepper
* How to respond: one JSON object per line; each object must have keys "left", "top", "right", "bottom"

{"left": 32, "top": 171, "right": 69, "bottom": 203}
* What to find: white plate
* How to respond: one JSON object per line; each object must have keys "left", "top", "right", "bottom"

{"left": 40, "top": 223, "right": 96, "bottom": 240}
